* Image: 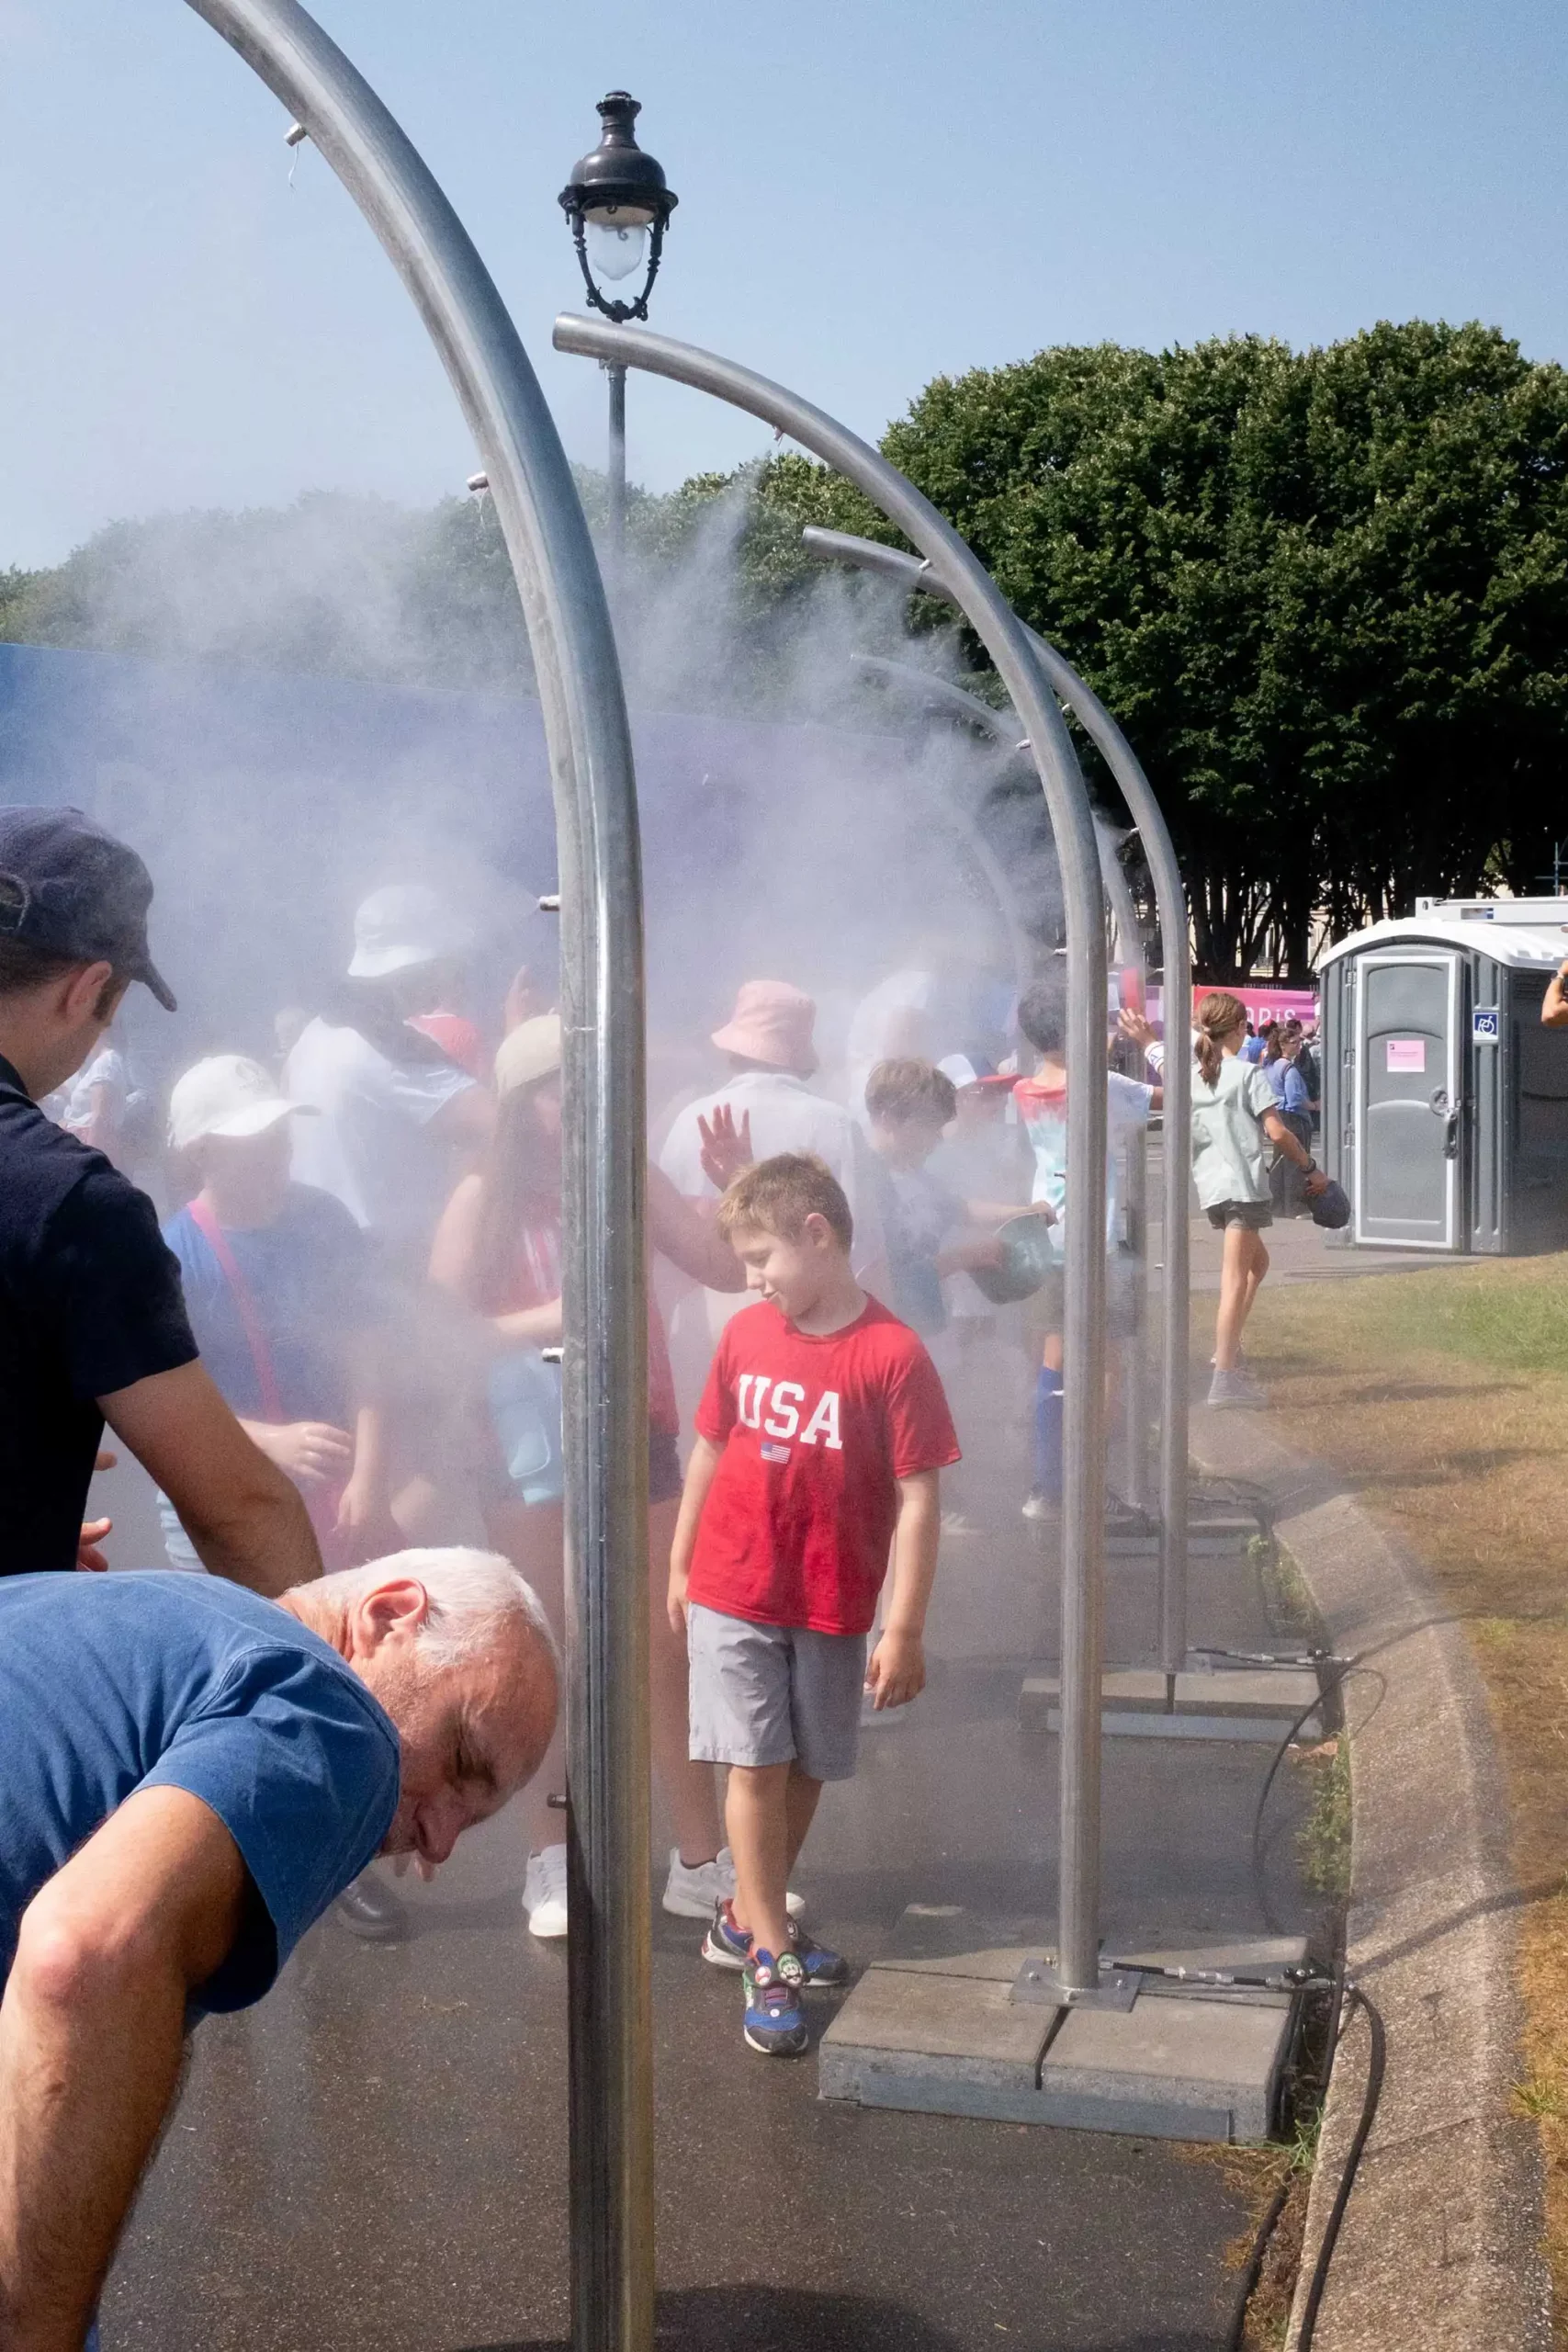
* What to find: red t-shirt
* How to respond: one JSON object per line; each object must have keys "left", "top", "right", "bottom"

{"left": 689, "top": 1295, "right": 961, "bottom": 1637}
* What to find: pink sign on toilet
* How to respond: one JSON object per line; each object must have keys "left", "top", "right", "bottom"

{"left": 1386, "top": 1039, "right": 1427, "bottom": 1072}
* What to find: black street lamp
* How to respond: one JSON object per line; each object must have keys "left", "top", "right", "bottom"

{"left": 559, "top": 92, "right": 677, "bottom": 571}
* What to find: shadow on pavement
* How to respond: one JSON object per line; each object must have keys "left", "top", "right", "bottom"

{"left": 462, "top": 2281, "right": 1228, "bottom": 2349}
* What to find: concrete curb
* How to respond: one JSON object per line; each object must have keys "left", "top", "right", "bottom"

{"left": 1190, "top": 1410, "right": 1552, "bottom": 2352}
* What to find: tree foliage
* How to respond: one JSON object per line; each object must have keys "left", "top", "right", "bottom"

{"left": 722, "top": 322, "right": 1568, "bottom": 976}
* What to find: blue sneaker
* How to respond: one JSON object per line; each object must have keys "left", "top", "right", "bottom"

{"left": 705, "top": 1900, "right": 850, "bottom": 1987}
{"left": 702, "top": 1897, "right": 753, "bottom": 1971}
{"left": 742, "top": 1948, "right": 808, "bottom": 2055}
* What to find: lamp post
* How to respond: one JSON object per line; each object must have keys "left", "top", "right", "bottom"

{"left": 559, "top": 92, "right": 677, "bottom": 576}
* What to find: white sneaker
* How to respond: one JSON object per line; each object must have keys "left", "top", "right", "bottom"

{"left": 1207, "top": 1366, "right": 1267, "bottom": 1409}
{"left": 661, "top": 1846, "right": 804, "bottom": 1921}
{"left": 524, "top": 1843, "right": 570, "bottom": 1939}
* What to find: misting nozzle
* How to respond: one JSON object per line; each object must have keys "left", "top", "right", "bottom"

{"left": 537, "top": 892, "right": 561, "bottom": 913}
{"left": 467, "top": 471, "right": 489, "bottom": 493}
{"left": 284, "top": 122, "right": 309, "bottom": 148}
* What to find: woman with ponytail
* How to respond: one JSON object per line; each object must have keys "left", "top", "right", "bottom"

{"left": 1192, "top": 991, "right": 1325, "bottom": 1407}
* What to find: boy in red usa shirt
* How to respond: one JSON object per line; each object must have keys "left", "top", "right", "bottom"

{"left": 668, "top": 1151, "right": 959, "bottom": 2057}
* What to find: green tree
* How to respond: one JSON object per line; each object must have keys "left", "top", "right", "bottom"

{"left": 741, "top": 323, "right": 1568, "bottom": 976}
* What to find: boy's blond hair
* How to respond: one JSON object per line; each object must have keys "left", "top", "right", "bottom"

{"left": 716, "top": 1152, "right": 854, "bottom": 1253}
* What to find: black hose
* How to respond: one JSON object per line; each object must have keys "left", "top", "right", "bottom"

{"left": 1220, "top": 1948, "right": 1359, "bottom": 2351}
{"left": 1296, "top": 1985, "right": 1386, "bottom": 2349}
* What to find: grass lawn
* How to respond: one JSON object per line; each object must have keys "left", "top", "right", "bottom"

{"left": 1242, "top": 1250, "right": 1568, "bottom": 2344}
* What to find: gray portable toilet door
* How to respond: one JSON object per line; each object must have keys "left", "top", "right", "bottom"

{"left": 1354, "top": 947, "right": 1461, "bottom": 1248}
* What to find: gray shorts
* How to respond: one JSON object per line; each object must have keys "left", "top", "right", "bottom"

{"left": 686, "top": 1602, "right": 867, "bottom": 1782}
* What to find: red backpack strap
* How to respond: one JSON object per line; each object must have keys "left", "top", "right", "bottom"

{"left": 186, "top": 1197, "right": 286, "bottom": 1424}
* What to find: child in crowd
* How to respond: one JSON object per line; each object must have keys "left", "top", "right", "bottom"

{"left": 668, "top": 1153, "right": 960, "bottom": 2057}
{"left": 161, "top": 1055, "right": 400, "bottom": 1570}
{"left": 1192, "top": 992, "right": 1325, "bottom": 1408}
{"left": 430, "top": 1014, "right": 754, "bottom": 1940}
{"left": 1011, "top": 972, "right": 1160, "bottom": 1525}
{"left": 862, "top": 1057, "right": 1032, "bottom": 1338}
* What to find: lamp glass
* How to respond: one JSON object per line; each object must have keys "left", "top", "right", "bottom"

{"left": 585, "top": 214, "right": 650, "bottom": 282}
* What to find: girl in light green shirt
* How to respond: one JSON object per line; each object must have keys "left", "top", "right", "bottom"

{"left": 1192, "top": 992, "right": 1324, "bottom": 1408}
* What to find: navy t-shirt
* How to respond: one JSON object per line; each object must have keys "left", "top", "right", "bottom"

{"left": 0, "top": 1573, "right": 400, "bottom": 2011}
{"left": 163, "top": 1184, "right": 375, "bottom": 1428}
{"left": 0, "top": 1056, "right": 197, "bottom": 1574}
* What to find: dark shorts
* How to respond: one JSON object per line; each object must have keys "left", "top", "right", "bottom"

{"left": 1206, "top": 1200, "right": 1273, "bottom": 1232}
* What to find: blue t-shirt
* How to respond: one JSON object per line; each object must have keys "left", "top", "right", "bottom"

{"left": 1262, "top": 1058, "right": 1311, "bottom": 1116}
{"left": 163, "top": 1184, "right": 375, "bottom": 1427}
{"left": 873, "top": 1162, "right": 964, "bottom": 1336}
{"left": 0, "top": 1573, "right": 399, "bottom": 2012}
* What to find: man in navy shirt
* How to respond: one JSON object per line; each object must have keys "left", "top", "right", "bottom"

{"left": 0, "top": 1545, "right": 558, "bottom": 2348}
{"left": 0, "top": 807, "right": 317, "bottom": 1590}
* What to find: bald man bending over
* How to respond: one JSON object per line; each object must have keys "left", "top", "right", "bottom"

{"left": 0, "top": 1548, "right": 558, "bottom": 2352}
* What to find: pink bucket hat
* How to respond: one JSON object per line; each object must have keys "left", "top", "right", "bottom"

{"left": 711, "top": 978, "right": 818, "bottom": 1075}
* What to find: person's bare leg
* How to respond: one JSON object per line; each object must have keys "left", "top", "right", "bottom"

{"left": 486, "top": 1498, "right": 567, "bottom": 1850}
{"left": 724, "top": 1760, "right": 794, "bottom": 1960}
{"left": 784, "top": 1764, "right": 823, "bottom": 1873}
{"left": 1213, "top": 1225, "right": 1252, "bottom": 1370}
{"left": 648, "top": 1496, "right": 725, "bottom": 1862}
{"left": 1241, "top": 1231, "right": 1270, "bottom": 1329}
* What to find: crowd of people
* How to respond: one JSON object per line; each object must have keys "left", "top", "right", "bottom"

{"left": 0, "top": 800, "right": 1338, "bottom": 2340}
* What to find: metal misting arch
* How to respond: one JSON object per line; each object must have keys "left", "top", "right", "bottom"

{"left": 849, "top": 651, "right": 1156, "bottom": 1522}
{"left": 813, "top": 543, "right": 1194, "bottom": 1678}
{"left": 151, "top": 5, "right": 1176, "bottom": 2337}
{"left": 179, "top": 5, "right": 653, "bottom": 2346}
{"left": 553, "top": 312, "right": 1115, "bottom": 2015}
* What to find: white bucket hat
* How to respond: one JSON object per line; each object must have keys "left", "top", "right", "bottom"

{"left": 168, "top": 1054, "right": 311, "bottom": 1152}
{"left": 348, "top": 884, "right": 472, "bottom": 979}
{"left": 494, "top": 1014, "right": 562, "bottom": 1099}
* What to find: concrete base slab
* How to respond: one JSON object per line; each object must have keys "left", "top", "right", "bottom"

{"left": 1105, "top": 1532, "right": 1253, "bottom": 1558}
{"left": 1019, "top": 1668, "right": 1322, "bottom": 1742}
{"left": 1034, "top": 1708, "right": 1320, "bottom": 1742}
{"left": 819, "top": 1908, "right": 1303, "bottom": 2143}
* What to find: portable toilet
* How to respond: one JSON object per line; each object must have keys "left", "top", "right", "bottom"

{"left": 1319, "top": 899, "right": 1568, "bottom": 1254}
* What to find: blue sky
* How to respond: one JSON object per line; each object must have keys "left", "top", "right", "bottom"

{"left": 1, "top": 0, "right": 1563, "bottom": 567}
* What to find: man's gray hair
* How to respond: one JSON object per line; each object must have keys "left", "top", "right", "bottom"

{"left": 321, "top": 1547, "right": 558, "bottom": 1670}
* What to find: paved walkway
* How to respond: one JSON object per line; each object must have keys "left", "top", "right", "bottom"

{"left": 102, "top": 1351, "right": 1323, "bottom": 2352}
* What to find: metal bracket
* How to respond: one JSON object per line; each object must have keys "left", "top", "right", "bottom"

{"left": 1011, "top": 1956, "right": 1141, "bottom": 2011}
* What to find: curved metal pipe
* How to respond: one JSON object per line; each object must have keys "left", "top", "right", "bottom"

{"left": 553, "top": 312, "right": 1110, "bottom": 1992}
{"left": 848, "top": 652, "right": 1037, "bottom": 993}
{"left": 804, "top": 527, "right": 1191, "bottom": 1679}
{"left": 852, "top": 652, "right": 1156, "bottom": 1532}
{"left": 183, "top": 9, "right": 651, "bottom": 2344}
{"left": 856, "top": 651, "right": 1156, "bottom": 1527}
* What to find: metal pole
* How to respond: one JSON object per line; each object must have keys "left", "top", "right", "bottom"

{"left": 183, "top": 10, "right": 653, "bottom": 2346}
{"left": 552, "top": 313, "right": 1109, "bottom": 1995}
{"left": 847, "top": 652, "right": 1038, "bottom": 994}
{"left": 801, "top": 528, "right": 1191, "bottom": 1680}
{"left": 859, "top": 650, "right": 1156, "bottom": 1539}
{"left": 606, "top": 360, "right": 627, "bottom": 582}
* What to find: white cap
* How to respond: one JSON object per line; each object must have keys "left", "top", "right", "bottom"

{"left": 494, "top": 1013, "right": 562, "bottom": 1099}
{"left": 347, "top": 884, "right": 472, "bottom": 979}
{"left": 168, "top": 1054, "right": 309, "bottom": 1152}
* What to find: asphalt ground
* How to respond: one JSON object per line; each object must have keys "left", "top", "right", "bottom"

{"left": 97, "top": 1306, "right": 1323, "bottom": 2352}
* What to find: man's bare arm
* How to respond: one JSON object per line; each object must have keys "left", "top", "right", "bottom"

{"left": 1544, "top": 962, "right": 1568, "bottom": 1029}
{"left": 101, "top": 1361, "right": 321, "bottom": 1596}
{"left": 0, "top": 1788, "right": 248, "bottom": 2352}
